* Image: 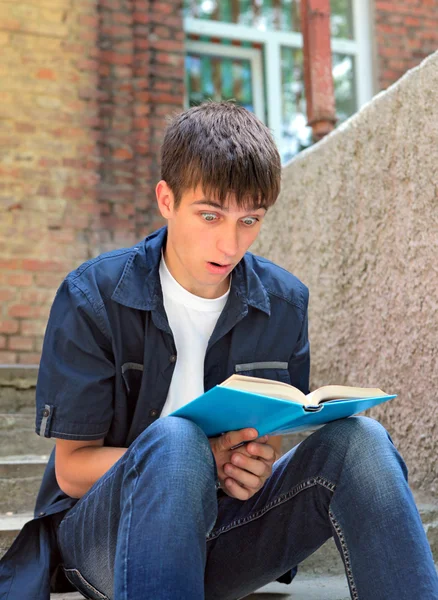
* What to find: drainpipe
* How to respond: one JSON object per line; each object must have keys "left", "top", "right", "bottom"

{"left": 300, "top": 0, "right": 337, "bottom": 142}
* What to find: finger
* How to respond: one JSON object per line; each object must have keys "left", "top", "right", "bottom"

{"left": 228, "top": 453, "right": 269, "bottom": 479}
{"left": 223, "top": 461, "right": 262, "bottom": 489}
{"left": 223, "top": 477, "right": 252, "bottom": 501}
{"left": 217, "top": 428, "right": 259, "bottom": 451}
{"left": 245, "top": 441, "right": 276, "bottom": 462}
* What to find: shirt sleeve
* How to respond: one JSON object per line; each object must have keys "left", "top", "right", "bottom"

{"left": 35, "top": 277, "right": 115, "bottom": 440}
{"left": 288, "top": 288, "right": 310, "bottom": 395}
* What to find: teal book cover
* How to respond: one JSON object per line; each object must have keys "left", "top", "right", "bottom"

{"left": 169, "top": 387, "right": 397, "bottom": 438}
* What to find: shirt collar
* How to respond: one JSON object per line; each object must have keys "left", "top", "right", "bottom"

{"left": 111, "top": 225, "right": 270, "bottom": 316}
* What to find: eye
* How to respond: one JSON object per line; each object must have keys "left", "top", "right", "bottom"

{"left": 241, "top": 216, "right": 259, "bottom": 226}
{"left": 201, "top": 212, "right": 218, "bottom": 222}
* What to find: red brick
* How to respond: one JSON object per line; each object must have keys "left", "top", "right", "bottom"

{"left": 15, "top": 122, "right": 36, "bottom": 133}
{"left": 8, "top": 305, "right": 41, "bottom": 319}
{"left": 148, "top": 15, "right": 181, "bottom": 28}
{"left": 133, "top": 117, "right": 150, "bottom": 129}
{"left": 150, "top": 40, "right": 183, "bottom": 53}
{"left": 404, "top": 16, "right": 421, "bottom": 26}
{"left": 79, "top": 14, "right": 99, "bottom": 27}
{"left": 101, "top": 51, "right": 134, "bottom": 66}
{"left": 38, "top": 157, "right": 60, "bottom": 168}
{"left": 20, "top": 320, "right": 48, "bottom": 336}
{"left": 77, "top": 59, "right": 99, "bottom": 71}
{"left": 0, "top": 259, "right": 22, "bottom": 270}
{"left": 103, "top": 25, "right": 132, "bottom": 37}
{"left": 0, "top": 289, "right": 15, "bottom": 303}
{"left": 0, "top": 320, "right": 19, "bottom": 335}
{"left": 37, "top": 68, "right": 56, "bottom": 80}
{"left": 149, "top": 92, "right": 181, "bottom": 105}
{"left": 0, "top": 166, "right": 20, "bottom": 177}
{"left": 34, "top": 274, "right": 64, "bottom": 289}
{"left": 113, "top": 13, "right": 133, "bottom": 25}
{"left": 148, "top": 64, "right": 183, "bottom": 79}
{"left": 8, "top": 336, "right": 34, "bottom": 351}
{"left": 151, "top": 25, "right": 171, "bottom": 38}
{"left": 78, "top": 29, "right": 98, "bottom": 42}
{"left": 134, "top": 38, "right": 149, "bottom": 50}
{"left": 18, "top": 353, "right": 41, "bottom": 365}
{"left": 7, "top": 273, "right": 33, "bottom": 287}
{"left": 133, "top": 12, "right": 149, "bottom": 24}
{"left": 0, "top": 336, "right": 6, "bottom": 350}
{"left": 22, "top": 259, "right": 64, "bottom": 272}
{"left": 151, "top": 3, "right": 174, "bottom": 14}
{"left": 62, "top": 186, "right": 84, "bottom": 200}
{"left": 0, "top": 351, "right": 17, "bottom": 364}
{"left": 113, "top": 147, "right": 134, "bottom": 160}
{"left": 20, "top": 289, "right": 54, "bottom": 305}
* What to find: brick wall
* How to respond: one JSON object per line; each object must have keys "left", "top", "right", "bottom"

{"left": 0, "top": 0, "right": 184, "bottom": 364}
{"left": 374, "top": 0, "right": 438, "bottom": 90}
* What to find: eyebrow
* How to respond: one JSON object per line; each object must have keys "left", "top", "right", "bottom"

{"left": 191, "top": 199, "right": 267, "bottom": 212}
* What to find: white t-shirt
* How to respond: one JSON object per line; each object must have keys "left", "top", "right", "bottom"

{"left": 159, "top": 254, "right": 230, "bottom": 418}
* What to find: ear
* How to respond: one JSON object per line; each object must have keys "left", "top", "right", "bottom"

{"left": 156, "top": 180, "right": 175, "bottom": 219}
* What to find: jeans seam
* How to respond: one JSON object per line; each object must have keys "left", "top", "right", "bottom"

{"left": 122, "top": 446, "right": 141, "bottom": 599}
{"left": 206, "top": 475, "right": 336, "bottom": 541}
{"left": 329, "top": 508, "right": 359, "bottom": 600}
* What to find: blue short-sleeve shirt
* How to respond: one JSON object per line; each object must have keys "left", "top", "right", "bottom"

{"left": 0, "top": 226, "right": 309, "bottom": 598}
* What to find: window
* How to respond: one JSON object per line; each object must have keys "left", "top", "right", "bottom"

{"left": 184, "top": 0, "right": 373, "bottom": 163}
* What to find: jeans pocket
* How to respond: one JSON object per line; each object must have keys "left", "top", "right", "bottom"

{"left": 63, "top": 567, "right": 110, "bottom": 600}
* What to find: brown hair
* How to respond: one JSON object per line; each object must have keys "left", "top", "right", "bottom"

{"left": 160, "top": 101, "right": 281, "bottom": 209}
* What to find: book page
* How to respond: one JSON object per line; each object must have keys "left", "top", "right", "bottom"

{"left": 307, "top": 385, "right": 387, "bottom": 405}
{"left": 220, "top": 376, "right": 388, "bottom": 407}
{"left": 220, "top": 374, "right": 306, "bottom": 404}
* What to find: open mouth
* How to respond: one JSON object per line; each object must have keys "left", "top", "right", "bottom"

{"left": 208, "top": 261, "right": 231, "bottom": 268}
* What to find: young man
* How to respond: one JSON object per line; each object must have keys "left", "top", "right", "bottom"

{"left": 1, "top": 101, "right": 437, "bottom": 600}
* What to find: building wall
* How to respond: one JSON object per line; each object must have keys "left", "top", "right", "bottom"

{"left": 0, "top": 0, "right": 183, "bottom": 364}
{"left": 252, "top": 51, "right": 438, "bottom": 495}
{"left": 374, "top": 0, "right": 438, "bottom": 90}
{"left": 0, "top": 0, "right": 437, "bottom": 368}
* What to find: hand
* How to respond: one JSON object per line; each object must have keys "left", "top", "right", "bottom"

{"left": 209, "top": 428, "right": 276, "bottom": 501}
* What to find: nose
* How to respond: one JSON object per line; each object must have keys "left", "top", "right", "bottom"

{"left": 216, "top": 224, "right": 238, "bottom": 259}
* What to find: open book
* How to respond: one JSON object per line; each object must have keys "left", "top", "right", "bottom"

{"left": 220, "top": 374, "right": 387, "bottom": 407}
{"left": 169, "top": 374, "right": 397, "bottom": 438}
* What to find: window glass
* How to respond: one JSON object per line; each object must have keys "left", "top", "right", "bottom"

{"left": 280, "top": 47, "right": 356, "bottom": 162}
{"left": 185, "top": 0, "right": 353, "bottom": 38}
{"left": 186, "top": 48, "right": 255, "bottom": 111}
{"left": 184, "top": 0, "right": 301, "bottom": 32}
{"left": 330, "top": 0, "right": 354, "bottom": 39}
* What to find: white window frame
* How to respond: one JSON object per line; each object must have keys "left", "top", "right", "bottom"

{"left": 185, "top": 41, "right": 265, "bottom": 120}
{"left": 184, "top": 0, "right": 373, "bottom": 152}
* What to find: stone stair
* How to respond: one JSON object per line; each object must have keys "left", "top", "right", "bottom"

{"left": 0, "top": 365, "right": 437, "bottom": 599}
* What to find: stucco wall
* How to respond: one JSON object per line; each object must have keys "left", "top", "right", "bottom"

{"left": 252, "top": 51, "right": 438, "bottom": 496}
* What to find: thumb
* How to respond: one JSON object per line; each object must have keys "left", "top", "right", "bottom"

{"left": 215, "top": 428, "right": 259, "bottom": 452}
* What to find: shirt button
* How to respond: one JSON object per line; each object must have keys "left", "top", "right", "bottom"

{"left": 42, "top": 408, "right": 50, "bottom": 417}
{"left": 169, "top": 354, "right": 177, "bottom": 363}
{"left": 149, "top": 409, "right": 159, "bottom": 417}
{"left": 38, "top": 511, "right": 46, "bottom": 517}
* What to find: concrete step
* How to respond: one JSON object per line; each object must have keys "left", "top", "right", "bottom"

{"left": 0, "top": 455, "right": 49, "bottom": 513}
{"left": 0, "top": 412, "right": 55, "bottom": 456}
{"left": 0, "top": 365, "right": 38, "bottom": 413}
{"left": 47, "top": 574, "right": 351, "bottom": 600}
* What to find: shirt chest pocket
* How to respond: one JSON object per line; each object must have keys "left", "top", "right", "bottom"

{"left": 235, "top": 361, "right": 291, "bottom": 384}
{"left": 121, "top": 362, "right": 143, "bottom": 398}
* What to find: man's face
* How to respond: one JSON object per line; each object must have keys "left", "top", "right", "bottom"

{"left": 156, "top": 182, "right": 267, "bottom": 299}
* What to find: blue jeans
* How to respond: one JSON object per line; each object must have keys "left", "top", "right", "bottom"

{"left": 56, "top": 416, "right": 438, "bottom": 600}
